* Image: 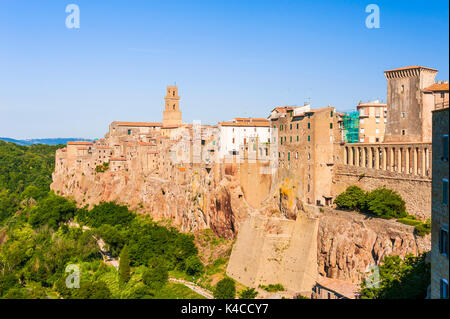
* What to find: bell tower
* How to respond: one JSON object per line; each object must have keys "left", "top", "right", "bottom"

{"left": 162, "top": 85, "right": 182, "bottom": 127}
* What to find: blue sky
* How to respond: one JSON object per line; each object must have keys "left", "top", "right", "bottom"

{"left": 1, "top": 0, "right": 448, "bottom": 139}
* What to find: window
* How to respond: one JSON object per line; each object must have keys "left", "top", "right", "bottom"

{"left": 376, "top": 128, "right": 380, "bottom": 134}
{"left": 330, "top": 111, "right": 333, "bottom": 117}
{"left": 443, "top": 135, "right": 449, "bottom": 161}
{"left": 360, "top": 119, "right": 364, "bottom": 124}
{"left": 288, "top": 152, "right": 290, "bottom": 161}
{"left": 384, "top": 118, "right": 387, "bottom": 123}
{"left": 376, "top": 138, "right": 380, "bottom": 142}
{"left": 308, "top": 123, "right": 310, "bottom": 129}
{"left": 297, "top": 136, "right": 299, "bottom": 142}
{"left": 290, "top": 124, "right": 292, "bottom": 130}
{"left": 376, "top": 118, "right": 380, "bottom": 124}
{"left": 441, "top": 279, "right": 449, "bottom": 299}
{"left": 127, "top": 129, "right": 131, "bottom": 135}
{"left": 360, "top": 128, "right": 365, "bottom": 133}
{"left": 401, "top": 85, "right": 405, "bottom": 93}
{"left": 402, "top": 130, "right": 406, "bottom": 135}
{"left": 439, "top": 227, "right": 449, "bottom": 256}
{"left": 274, "top": 125, "right": 276, "bottom": 129}
{"left": 295, "top": 152, "right": 298, "bottom": 159}
{"left": 441, "top": 92, "right": 445, "bottom": 99}
{"left": 290, "top": 136, "right": 292, "bottom": 142}
{"left": 297, "top": 123, "right": 299, "bottom": 129}
{"left": 401, "top": 112, "right": 406, "bottom": 118}
{"left": 280, "top": 137, "right": 283, "bottom": 145}
{"left": 330, "top": 123, "right": 333, "bottom": 129}
{"left": 308, "top": 135, "right": 310, "bottom": 142}
{"left": 232, "top": 138, "right": 235, "bottom": 144}
{"left": 443, "top": 179, "right": 449, "bottom": 206}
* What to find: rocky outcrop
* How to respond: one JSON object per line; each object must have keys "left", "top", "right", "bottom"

{"left": 51, "top": 165, "right": 258, "bottom": 239}
{"left": 315, "top": 208, "right": 431, "bottom": 284}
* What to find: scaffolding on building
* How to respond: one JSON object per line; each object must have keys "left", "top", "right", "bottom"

{"left": 343, "top": 112, "right": 359, "bottom": 143}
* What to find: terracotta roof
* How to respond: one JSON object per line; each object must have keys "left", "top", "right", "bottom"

{"left": 67, "top": 141, "right": 93, "bottom": 146}
{"left": 317, "top": 276, "right": 360, "bottom": 299}
{"left": 113, "top": 121, "right": 162, "bottom": 127}
{"left": 233, "top": 117, "right": 269, "bottom": 122}
{"left": 385, "top": 65, "right": 437, "bottom": 72}
{"left": 423, "top": 82, "right": 449, "bottom": 92}
{"left": 162, "top": 124, "right": 182, "bottom": 129}
{"left": 272, "top": 106, "right": 294, "bottom": 113}
{"left": 219, "top": 121, "right": 270, "bottom": 127}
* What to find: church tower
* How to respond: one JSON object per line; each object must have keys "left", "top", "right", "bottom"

{"left": 162, "top": 85, "right": 182, "bottom": 127}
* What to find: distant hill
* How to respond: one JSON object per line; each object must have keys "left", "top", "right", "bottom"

{"left": 0, "top": 137, "right": 95, "bottom": 146}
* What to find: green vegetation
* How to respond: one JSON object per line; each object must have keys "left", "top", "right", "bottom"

{"left": 95, "top": 162, "right": 109, "bottom": 173}
{"left": 214, "top": 277, "right": 236, "bottom": 299}
{"left": 258, "top": 283, "right": 285, "bottom": 292}
{"left": 360, "top": 253, "right": 430, "bottom": 299}
{"left": 335, "top": 186, "right": 407, "bottom": 219}
{"left": 0, "top": 141, "right": 205, "bottom": 299}
{"left": 238, "top": 287, "right": 258, "bottom": 299}
{"left": 397, "top": 216, "right": 431, "bottom": 237}
{"left": 119, "top": 246, "right": 131, "bottom": 284}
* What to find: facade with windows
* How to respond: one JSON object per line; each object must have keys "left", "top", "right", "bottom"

{"left": 431, "top": 105, "right": 449, "bottom": 299}
{"left": 357, "top": 100, "right": 387, "bottom": 143}
{"left": 217, "top": 118, "right": 271, "bottom": 159}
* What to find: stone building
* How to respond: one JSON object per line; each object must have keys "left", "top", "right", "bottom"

{"left": 162, "top": 85, "right": 182, "bottom": 127}
{"left": 384, "top": 66, "right": 438, "bottom": 143}
{"left": 357, "top": 100, "right": 387, "bottom": 143}
{"left": 217, "top": 118, "right": 271, "bottom": 160}
{"left": 430, "top": 85, "right": 449, "bottom": 299}
{"left": 270, "top": 105, "right": 344, "bottom": 206}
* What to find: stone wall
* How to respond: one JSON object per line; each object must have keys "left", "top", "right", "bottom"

{"left": 333, "top": 164, "right": 431, "bottom": 220}
{"left": 226, "top": 214, "right": 318, "bottom": 295}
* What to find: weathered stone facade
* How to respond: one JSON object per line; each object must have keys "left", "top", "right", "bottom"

{"left": 431, "top": 106, "right": 449, "bottom": 299}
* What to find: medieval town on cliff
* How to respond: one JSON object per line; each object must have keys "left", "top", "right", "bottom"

{"left": 51, "top": 66, "right": 449, "bottom": 299}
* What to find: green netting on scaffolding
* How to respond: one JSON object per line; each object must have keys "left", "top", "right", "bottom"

{"left": 343, "top": 112, "right": 359, "bottom": 143}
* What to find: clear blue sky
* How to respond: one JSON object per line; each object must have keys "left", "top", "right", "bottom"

{"left": 1, "top": 0, "right": 448, "bottom": 139}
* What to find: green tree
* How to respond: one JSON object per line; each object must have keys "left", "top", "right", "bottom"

{"left": 363, "top": 188, "right": 407, "bottom": 219}
{"left": 360, "top": 253, "right": 430, "bottom": 299}
{"left": 214, "top": 278, "right": 236, "bottom": 299}
{"left": 184, "top": 255, "right": 204, "bottom": 277}
{"left": 142, "top": 264, "right": 169, "bottom": 290}
{"left": 334, "top": 186, "right": 366, "bottom": 211}
{"left": 238, "top": 288, "right": 258, "bottom": 299}
{"left": 119, "top": 245, "right": 131, "bottom": 284}
{"left": 72, "top": 281, "right": 112, "bottom": 299}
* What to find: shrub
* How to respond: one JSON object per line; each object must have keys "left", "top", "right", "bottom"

{"left": 214, "top": 278, "right": 236, "bottom": 299}
{"left": 414, "top": 218, "right": 431, "bottom": 237}
{"left": 143, "top": 265, "right": 168, "bottom": 291}
{"left": 258, "top": 283, "right": 285, "bottom": 292}
{"left": 334, "top": 186, "right": 366, "bottom": 210}
{"left": 238, "top": 288, "right": 258, "bottom": 299}
{"left": 362, "top": 188, "right": 407, "bottom": 219}
{"left": 95, "top": 162, "right": 109, "bottom": 173}
{"left": 184, "top": 255, "right": 204, "bottom": 277}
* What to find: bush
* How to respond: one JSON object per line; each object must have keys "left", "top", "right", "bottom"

{"left": 414, "top": 218, "right": 431, "bottom": 237}
{"left": 143, "top": 265, "right": 169, "bottom": 291}
{"left": 363, "top": 188, "right": 407, "bottom": 219}
{"left": 334, "top": 186, "right": 366, "bottom": 210}
{"left": 214, "top": 278, "right": 236, "bottom": 299}
{"left": 84, "top": 202, "right": 135, "bottom": 228}
{"left": 184, "top": 255, "right": 204, "bottom": 277}
{"left": 72, "top": 280, "right": 112, "bottom": 299}
{"left": 258, "top": 283, "right": 285, "bottom": 292}
{"left": 28, "top": 193, "right": 77, "bottom": 230}
{"left": 238, "top": 288, "right": 258, "bottom": 299}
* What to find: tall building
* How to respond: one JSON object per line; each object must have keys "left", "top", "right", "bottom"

{"left": 384, "top": 66, "right": 438, "bottom": 143}
{"left": 430, "top": 83, "right": 449, "bottom": 299}
{"left": 162, "top": 85, "right": 182, "bottom": 127}
{"left": 357, "top": 100, "right": 387, "bottom": 143}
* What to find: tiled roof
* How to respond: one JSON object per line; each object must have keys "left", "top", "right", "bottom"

{"left": 423, "top": 82, "right": 449, "bottom": 92}
{"left": 219, "top": 121, "right": 270, "bottom": 127}
{"left": 113, "top": 121, "right": 162, "bottom": 127}
{"left": 67, "top": 141, "right": 93, "bottom": 146}
{"left": 385, "top": 65, "right": 437, "bottom": 72}
{"left": 233, "top": 117, "right": 269, "bottom": 122}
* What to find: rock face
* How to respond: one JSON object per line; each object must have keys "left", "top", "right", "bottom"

{"left": 315, "top": 209, "right": 431, "bottom": 284}
{"left": 51, "top": 163, "right": 261, "bottom": 239}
